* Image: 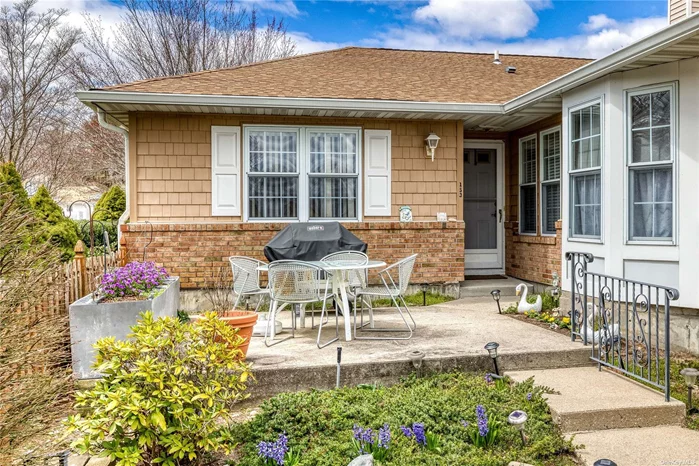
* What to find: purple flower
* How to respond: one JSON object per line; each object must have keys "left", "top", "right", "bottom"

{"left": 484, "top": 374, "right": 493, "bottom": 384}
{"left": 527, "top": 392, "right": 533, "bottom": 401}
{"left": 460, "top": 420, "right": 469, "bottom": 428}
{"left": 412, "top": 422, "right": 426, "bottom": 446}
{"left": 257, "top": 433, "right": 289, "bottom": 465}
{"left": 400, "top": 425, "right": 413, "bottom": 438}
{"left": 99, "top": 261, "right": 169, "bottom": 300}
{"left": 378, "top": 424, "right": 391, "bottom": 449}
{"left": 476, "top": 405, "right": 489, "bottom": 437}
{"left": 353, "top": 424, "right": 375, "bottom": 454}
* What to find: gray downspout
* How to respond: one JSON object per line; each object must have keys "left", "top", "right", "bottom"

{"left": 96, "top": 110, "right": 129, "bottom": 242}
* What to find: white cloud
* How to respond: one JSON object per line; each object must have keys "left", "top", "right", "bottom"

{"left": 243, "top": 0, "right": 302, "bottom": 18}
{"left": 582, "top": 14, "right": 618, "bottom": 32}
{"left": 288, "top": 31, "right": 346, "bottom": 53}
{"left": 413, "top": 0, "right": 548, "bottom": 40}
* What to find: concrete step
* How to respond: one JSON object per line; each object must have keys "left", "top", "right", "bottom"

{"left": 460, "top": 277, "right": 527, "bottom": 298}
{"left": 507, "top": 367, "right": 685, "bottom": 432}
{"left": 572, "top": 426, "right": 699, "bottom": 466}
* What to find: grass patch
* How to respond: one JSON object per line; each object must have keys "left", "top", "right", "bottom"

{"left": 229, "top": 372, "right": 578, "bottom": 466}
{"left": 371, "top": 291, "right": 454, "bottom": 308}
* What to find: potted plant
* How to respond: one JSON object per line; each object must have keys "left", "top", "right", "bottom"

{"left": 68, "top": 261, "right": 179, "bottom": 379}
{"left": 190, "top": 265, "right": 258, "bottom": 358}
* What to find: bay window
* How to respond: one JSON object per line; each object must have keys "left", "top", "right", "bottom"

{"left": 244, "top": 126, "right": 361, "bottom": 221}
{"left": 626, "top": 85, "right": 676, "bottom": 241}
{"left": 541, "top": 127, "right": 561, "bottom": 235}
{"left": 569, "top": 101, "right": 602, "bottom": 239}
{"left": 519, "top": 135, "right": 537, "bottom": 234}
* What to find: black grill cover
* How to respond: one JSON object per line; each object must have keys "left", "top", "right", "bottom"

{"left": 263, "top": 222, "right": 367, "bottom": 262}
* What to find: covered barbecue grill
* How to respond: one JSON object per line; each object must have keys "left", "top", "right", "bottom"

{"left": 263, "top": 222, "right": 367, "bottom": 262}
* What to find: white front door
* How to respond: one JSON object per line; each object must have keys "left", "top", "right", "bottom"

{"left": 463, "top": 140, "right": 504, "bottom": 274}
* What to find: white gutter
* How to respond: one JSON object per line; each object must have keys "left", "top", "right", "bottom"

{"left": 503, "top": 13, "right": 699, "bottom": 113}
{"left": 76, "top": 90, "right": 504, "bottom": 115}
{"left": 96, "top": 110, "right": 129, "bottom": 243}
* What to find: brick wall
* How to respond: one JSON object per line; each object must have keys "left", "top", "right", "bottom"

{"left": 121, "top": 221, "right": 465, "bottom": 289}
{"left": 130, "top": 113, "right": 460, "bottom": 222}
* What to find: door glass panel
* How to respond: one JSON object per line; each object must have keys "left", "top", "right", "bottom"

{"left": 463, "top": 149, "right": 497, "bottom": 251}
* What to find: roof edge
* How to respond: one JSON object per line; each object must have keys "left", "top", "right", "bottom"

{"left": 75, "top": 90, "right": 505, "bottom": 115}
{"left": 504, "top": 14, "right": 699, "bottom": 113}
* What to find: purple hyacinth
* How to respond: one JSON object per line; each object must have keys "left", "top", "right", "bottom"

{"left": 257, "top": 433, "right": 289, "bottom": 465}
{"left": 412, "top": 422, "right": 426, "bottom": 446}
{"left": 484, "top": 374, "right": 493, "bottom": 384}
{"left": 378, "top": 424, "right": 391, "bottom": 449}
{"left": 353, "top": 425, "right": 375, "bottom": 454}
{"left": 527, "top": 392, "right": 533, "bottom": 401}
{"left": 476, "top": 405, "right": 489, "bottom": 437}
{"left": 400, "top": 425, "right": 413, "bottom": 438}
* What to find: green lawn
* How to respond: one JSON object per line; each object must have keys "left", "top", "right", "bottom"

{"left": 370, "top": 291, "right": 454, "bottom": 308}
{"left": 229, "top": 372, "right": 578, "bottom": 466}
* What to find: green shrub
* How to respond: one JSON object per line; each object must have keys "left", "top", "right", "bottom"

{"left": 73, "top": 219, "right": 118, "bottom": 254}
{"left": 94, "top": 185, "right": 126, "bottom": 221}
{"left": 0, "top": 162, "right": 30, "bottom": 211}
{"left": 231, "top": 372, "right": 577, "bottom": 465}
{"left": 66, "top": 312, "right": 253, "bottom": 466}
{"left": 30, "top": 185, "right": 78, "bottom": 261}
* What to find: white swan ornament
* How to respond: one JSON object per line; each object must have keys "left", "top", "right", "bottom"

{"left": 516, "top": 283, "right": 542, "bottom": 314}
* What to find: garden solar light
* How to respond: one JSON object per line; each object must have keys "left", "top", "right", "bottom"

{"left": 490, "top": 289, "right": 502, "bottom": 314}
{"left": 484, "top": 341, "right": 500, "bottom": 375}
{"left": 408, "top": 349, "right": 426, "bottom": 372}
{"left": 424, "top": 132, "right": 441, "bottom": 161}
{"left": 507, "top": 410, "right": 527, "bottom": 445}
{"left": 593, "top": 460, "right": 617, "bottom": 466}
{"left": 680, "top": 367, "right": 699, "bottom": 413}
{"left": 421, "top": 283, "right": 429, "bottom": 306}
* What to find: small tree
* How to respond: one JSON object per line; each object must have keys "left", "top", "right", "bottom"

{"left": 30, "top": 185, "right": 78, "bottom": 261}
{"left": 0, "top": 162, "right": 29, "bottom": 210}
{"left": 66, "top": 312, "right": 253, "bottom": 466}
{"left": 93, "top": 185, "right": 126, "bottom": 221}
{"left": 0, "top": 187, "right": 72, "bottom": 462}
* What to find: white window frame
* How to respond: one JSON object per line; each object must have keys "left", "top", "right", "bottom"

{"left": 540, "top": 126, "right": 561, "bottom": 236}
{"left": 242, "top": 125, "right": 362, "bottom": 222}
{"left": 519, "top": 134, "right": 537, "bottom": 235}
{"left": 624, "top": 82, "right": 678, "bottom": 245}
{"left": 568, "top": 97, "right": 604, "bottom": 242}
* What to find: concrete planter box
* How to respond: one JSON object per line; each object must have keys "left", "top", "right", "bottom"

{"left": 69, "top": 277, "right": 180, "bottom": 379}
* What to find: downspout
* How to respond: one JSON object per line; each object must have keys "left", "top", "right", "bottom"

{"left": 96, "top": 109, "right": 129, "bottom": 243}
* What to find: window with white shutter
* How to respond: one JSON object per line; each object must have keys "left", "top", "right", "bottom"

{"left": 211, "top": 126, "right": 241, "bottom": 216}
{"left": 363, "top": 129, "right": 392, "bottom": 217}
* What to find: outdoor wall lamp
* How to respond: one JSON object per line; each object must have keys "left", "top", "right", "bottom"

{"left": 425, "top": 133, "right": 441, "bottom": 162}
{"left": 490, "top": 289, "right": 502, "bottom": 314}
{"left": 507, "top": 410, "right": 528, "bottom": 445}
{"left": 680, "top": 367, "right": 699, "bottom": 413}
{"left": 484, "top": 341, "right": 500, "bottom": 375}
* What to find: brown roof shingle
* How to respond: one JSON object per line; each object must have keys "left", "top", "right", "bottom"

{"left": 103, "top": 47, "right": 591, "bottom": 104}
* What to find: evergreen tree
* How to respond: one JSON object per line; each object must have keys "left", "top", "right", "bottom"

{"left": 94, "top": 185, "right": 126, "bottom": 221}
{"left": 30, "top": 185, "right": 78, "bottom": 261}
{"left": 0, "top": 162, "right": 30, "bottom": 210}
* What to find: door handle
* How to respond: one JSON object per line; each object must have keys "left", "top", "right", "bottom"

{"left": 498, "top": 209, "right": 503, "bottom": 223}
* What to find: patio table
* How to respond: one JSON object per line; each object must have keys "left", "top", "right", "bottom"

{"left": 258, "top": 259, "right": 386, "bottom": 341}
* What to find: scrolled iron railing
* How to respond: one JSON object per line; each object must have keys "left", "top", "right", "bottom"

{"left": 565, "top": 251, "right": 680, "bottom": 401}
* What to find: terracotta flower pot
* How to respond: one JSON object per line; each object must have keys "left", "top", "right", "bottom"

{"left": 191, "top": 310, "right": 258, "bottom": 359}
{"left": 218, "top": 310, "right": 258, "bottom": 358}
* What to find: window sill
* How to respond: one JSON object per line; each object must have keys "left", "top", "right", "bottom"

{"left": 568, "top": 237, "right": 603, "bottom": 245}
{"left": 625, "top": 240, "right": 677, "bottom": 247}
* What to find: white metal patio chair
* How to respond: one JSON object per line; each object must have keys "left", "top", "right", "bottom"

{"left": 321, "top": 251, "right": 374, "bottom": 328}
{"left": 353, "top": 254, "right": 418, "bottom": 340}
{"left": 229, "top": 256, "right": 270, "bottom": 312}
{"left": 266, "top": 260, "right": 335, "bottom": 348}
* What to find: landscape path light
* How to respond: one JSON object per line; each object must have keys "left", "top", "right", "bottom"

{"left": 680, "top": 367, "right": 699, "bottom": 413}
{"left": 490, "top": 289, "right": 502, "bottom": 314}
{"left": 508, "top": 410, "right": 528, "bottom": 445}
{"left": 484, "top": 341, "right": 500, "bottom": 375}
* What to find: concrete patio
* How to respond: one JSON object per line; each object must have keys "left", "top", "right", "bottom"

{"left": 245, "top": 297, "right": 592, "bottom": 398}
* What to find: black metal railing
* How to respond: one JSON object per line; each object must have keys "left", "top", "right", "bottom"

{"left": 565, "top": 252, "right": 680, "bottom": 401}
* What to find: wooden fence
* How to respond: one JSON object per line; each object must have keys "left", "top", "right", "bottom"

{"left": 53, "top": 241, "right": 125, "bottom": 315}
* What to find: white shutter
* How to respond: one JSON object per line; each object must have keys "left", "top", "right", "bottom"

{"left": 364, "top": 129, "right": 392, "bottom": 217}
{"left": 211, "top": 126, "right": 241, "bottom": 216}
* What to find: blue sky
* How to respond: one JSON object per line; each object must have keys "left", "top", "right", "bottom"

{"left": 47, "top": 0, "right": 670, "bottom": 58}
{"left": 260, "top": 0, "right": 669, "bottom": 57}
